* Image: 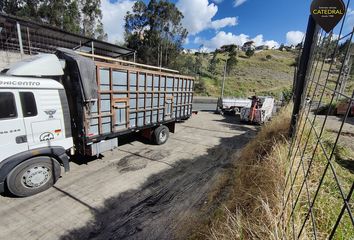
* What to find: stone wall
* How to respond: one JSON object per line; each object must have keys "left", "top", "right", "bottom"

{"left": 0, "top": 51, "right": 31, "bottom": 70}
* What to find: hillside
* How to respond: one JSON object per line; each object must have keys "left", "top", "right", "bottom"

{"left": 185, "top": 50, "right": 297, "bottom": 98}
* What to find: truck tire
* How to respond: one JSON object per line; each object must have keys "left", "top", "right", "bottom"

{"left": 6, "top": 156, "right": 61, "bottom": 197}
{"left": 153, "top": 125, "right": 169, "bottom": 145}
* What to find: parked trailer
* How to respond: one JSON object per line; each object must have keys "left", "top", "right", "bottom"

{"left": 216, "top": 97, "right": 251, "bottom": 115}
{"left": 240, "top": 96, "right": 274, "bottom": 124}
{"left": 0, "top": 49, "right": 194, "bottom": 196}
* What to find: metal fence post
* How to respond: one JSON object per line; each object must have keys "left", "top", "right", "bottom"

{"left": 290, "top": 15, "right": 320, "bottom": 137}
{"left": 16, "top": 21, "right": 24, "bottom": 55}
{"left": 221, "top": 58, "right": 228, "bottom": 99}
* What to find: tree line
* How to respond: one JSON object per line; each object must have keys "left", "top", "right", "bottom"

{"left": 0, "top": 0, "right": 107, "bottom": 40}
{"left": 124, "top": 0, "right": 187, "bottom": 67}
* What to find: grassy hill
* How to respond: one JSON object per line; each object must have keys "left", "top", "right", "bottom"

{"left": 182, "top": 50, "right": 298, "bottom": 99}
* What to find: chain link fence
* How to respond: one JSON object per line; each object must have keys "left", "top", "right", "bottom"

{"left": 282, "top": 1, "right": 354, "bottom": 239}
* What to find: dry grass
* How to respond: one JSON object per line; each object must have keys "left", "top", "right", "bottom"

{"left": 188, "top": 104, "right": 353, "bottom": 240}
{"left": 196, "top": 50, "right": 296, "bottom": 98}
{"left": 200, "top": 105, "right": 292, "bottom": 240}
{"left": 285, "top": 116, "right": 354, "bottom": 239}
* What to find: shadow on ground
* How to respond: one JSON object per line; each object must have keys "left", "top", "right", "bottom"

{"left": 59, "top": 121, "right": 257, "bottom": 240}
{"left": 70, "top": 132, "right": 154, "bottom": 165}
{"left": 336, "top": 159, "right": 354, "bottom": 174}
{"left": 213, "top": 114, "right": 261, "bottom": 132}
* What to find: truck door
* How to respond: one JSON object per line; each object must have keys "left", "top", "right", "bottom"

{"left": 165, "top": 96, "right": 173, "bottom": 120}
{"left": 114, "top": 99, "right": 129, "bottom": 131}
{"left": 0, "top": 90, "right": 28, "bottom": 161}
{"left": 22, "top": 90, "right": 65, "bottom": 149}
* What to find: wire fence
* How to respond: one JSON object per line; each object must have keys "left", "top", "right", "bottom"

{"left": 282, "top": 1, "right": 354, "bottom": 239}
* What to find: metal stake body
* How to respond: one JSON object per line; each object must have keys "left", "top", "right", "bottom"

{"left": 26, "top": 27, "right": 32, "bottom": 55}
{"left": 290, "top": 15, "right": 320, "bottom": 137}
{"left": 16, "top": 21, "right": 24, "bottom": 55}
{"left": 221, "top": 58, "right": 228, "bottom": 99}
{"left": 91, "top": 41, "right": 94, "bottom": 60}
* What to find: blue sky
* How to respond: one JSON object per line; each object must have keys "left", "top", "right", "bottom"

{"left": 179, "top": 0, "right": 311, "bottom": 49}
{"left": 101, "top": 0, "right": 354, "bottom": 51}
{"left": 205, "top": 0, "right": 310, "bottom": 44}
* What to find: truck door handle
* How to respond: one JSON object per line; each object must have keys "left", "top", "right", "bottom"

{"left": 16, "top": 135, "right": 27, "bottom": 144}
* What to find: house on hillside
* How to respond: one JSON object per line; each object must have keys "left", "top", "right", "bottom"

{"left": 255, "top": 45, "right": 269, "bottom": 51}
{"left": 242, "top": 41, "right": 256, "bottom": 51}
{"left": 182, "top": 49, "right": 192, "bottom": 54}
{"left": 219, "top": 44, "right": 241, "bottom": 53}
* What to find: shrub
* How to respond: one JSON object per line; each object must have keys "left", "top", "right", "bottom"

{"left": 315, "top": 102, "right": 337, "bottom": 115}
{"left": 282, "top": 87, "right": 293, "bottom": 103}
{"left": 245, "top": 49, "right": 255, "bottom": 58}
{"left": 194, "top": 78, "right": 208, "bottom": 95}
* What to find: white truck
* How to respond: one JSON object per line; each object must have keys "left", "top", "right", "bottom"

{"left": 240, "top": 96, "right": 275, "bottom": 124}
{"left": 0, "top": 49, "right": 194, "bottom": 197}
{"left": 216, "top": 97, "right": 252, "bottom": 115}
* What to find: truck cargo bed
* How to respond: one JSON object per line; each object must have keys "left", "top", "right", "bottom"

{"left": 58, "top": 50, "right": 194, "bottom": 155}
{"left": 87, "top": 63, "right": 194, "bottom": 138}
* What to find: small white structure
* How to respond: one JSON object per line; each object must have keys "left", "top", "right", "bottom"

{"left": 217, "top": 97, "right": 251, "bottom": 114}
{"left": 242, "top": 41, "right": 256, "bottom": 52}
{"left": 240, "top": 96, "right": 275, "bottom": 124}
{"left": 255, "top": 45, "right": 269, "bottom": 51}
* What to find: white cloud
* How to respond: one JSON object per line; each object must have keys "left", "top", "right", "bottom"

{"left": 210, "top": 17, "right": 238, "bottom": 30}
{"left": 195, "top": 31, "right": 248, "bottom": 49}
{"left": 286, "top": 31, "right": 305, "bottom": 45}
{"left": 234, "top": 0, "right": 247, "bottom": 7}
{"left": 345, "top": 8, "right": 354, "bottom": 33}
{"left": 252, "top": 34, "right": 264, "bottom": 46}
{"left": 177, "top": 0, "right": 238, "bottom": 35}
{"left": 251, "top": 34, "right": 279, "bottom": 49}
{"left": 195, "top": 31, "right": 279, "bottom": 50}
{"left": 263, "top": 40, "right": 280, "bottom": 49}
{"left": 332, "top": 33, "right": 340, "bottom": 40}
{"left": 101, "top": 0, "right": 135, "bottom": 43}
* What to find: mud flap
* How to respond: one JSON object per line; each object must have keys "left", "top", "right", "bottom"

{"left": 59, "top": 152, "right": 70, "bottom": 172}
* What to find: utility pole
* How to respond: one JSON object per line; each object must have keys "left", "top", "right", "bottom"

{"left": 290, "top": 15, "right": 320, "bottom": 137}
{"left": 221, "top": 57, "right": 228, "bottom": 99}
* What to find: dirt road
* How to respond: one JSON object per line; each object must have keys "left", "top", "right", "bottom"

{"left": 0, "top": 112, "right": 257, "bottom": 240}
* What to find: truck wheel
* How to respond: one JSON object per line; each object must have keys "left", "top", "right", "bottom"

{"left": 153, "top": 125, "right": 169, "bottom": 145}
{"left": 6, "top": 156, "right": 61, "bottom": 197}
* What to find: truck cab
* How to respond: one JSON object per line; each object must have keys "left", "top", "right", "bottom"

{"left": 0, "top": 54, "right": 73, "bottom": 197}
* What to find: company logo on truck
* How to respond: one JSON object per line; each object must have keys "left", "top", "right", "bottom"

{"left": 44, "top": 109, "right": 56, "bottom": 119}
{"left": 0, "top": 80, "right": 40, "bottom": 86}
{"left": 39, "top": 132, "right": 55, "bottom": 141}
